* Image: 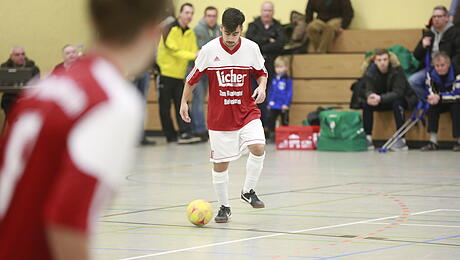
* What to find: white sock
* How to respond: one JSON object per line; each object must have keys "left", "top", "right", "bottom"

{"left": 243, "top": 152, "right": 265, "bottom": 193}
{"left": 430, "top": 133, "right": 438, "bottom": 144}
{"left": 366, "top": 135, "right": 372, "bottom": 142}
{"left": 212, "top": 169, "right": 229, "bottom": 207}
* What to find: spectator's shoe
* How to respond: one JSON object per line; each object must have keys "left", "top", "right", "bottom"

{"left": 214, "top": 205, "right": 231, "bottom": 223}
{"left": 241, "top": 189, "right": 265, "bottom": 208}
{"left": 367, "top": 139, "right": 375, "bottom": 150}
{"left": 166, "top": 136, "right": 178, "bottom": 143}
{"left": 421, "top": 142, "right": 439, "bottom": 151}
{"left": 390, "top": 138, "right": 409, "bottom": 151}
{"left": 453, "top": 144, "right": 460, "bottom": 152}
{"left": 140, "top": 137, "right": 156, "bottom": 146}
{"left": 195, "top": 132, "right": 209, "bottom": 142}
{"left": 178, "top": 133, "right": 200, "bottom": 144}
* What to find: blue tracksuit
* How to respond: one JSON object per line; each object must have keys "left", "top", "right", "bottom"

{"left": 268, "top": 73, "right": 293, "bottom": 109}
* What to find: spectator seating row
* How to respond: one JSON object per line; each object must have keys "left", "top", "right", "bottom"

{"left": 291, "top": 29, "right": 454, "bottom": 142}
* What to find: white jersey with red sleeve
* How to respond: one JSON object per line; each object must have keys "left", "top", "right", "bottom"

{"left": 0, "top": 55, "right": 143, "bottom": 259}
{"left": 186, "top": 37, "right": 268, "bottom": 131}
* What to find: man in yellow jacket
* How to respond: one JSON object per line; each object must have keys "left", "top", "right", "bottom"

{"left": 157, "top": 2, "right": 200, "bottom": 144}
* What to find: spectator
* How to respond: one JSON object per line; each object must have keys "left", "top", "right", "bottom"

{"left": 305, "top": 0, "right": 354, "bottom": 53}
{"left": 51, "top": 44, "right": 79, "bottom": 75}
{"left": 409, "top": 5, "right": 460, "bottom": 100}
{"left": 191, "top": 6, "right": 221, "bottom": 142}
{"left": 267, "top": 56, "right": 293, "bottom": 141}
{"left": 0, "top": 0, "right": 169, "bottom": 259}
{"left": 421, "top": 52, "right": 460, "bottom": 151}
{"left": 156, "top": 2, "right": 200, "bottom": 144}
{"left": 283, "top": 11, "right": 308, "bottom": 54}
{"left": 133, "top": 71, "right": 156, "bottom": 146}
{"left": 246, "top": 1, "right": 285, "bottom": 128}
{"left": 362, "top": 49, "right": 413, "bottom": 151}
{"left": 0, "top": 46, "right": 40, "bottom": 116}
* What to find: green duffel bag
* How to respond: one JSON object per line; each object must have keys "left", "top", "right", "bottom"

{"left": 317, "top": 110, "right": 367, "bottom": 151}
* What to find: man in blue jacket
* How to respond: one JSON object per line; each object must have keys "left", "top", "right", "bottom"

{"left": 421, "top": 52, "right": 460, "bottom": 151}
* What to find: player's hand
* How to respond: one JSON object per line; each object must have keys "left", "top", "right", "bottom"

{"left": 180, "top": 102, "right": 191, "bottom": 123}
{"left": 281, "top": 105, "right": 289, "bottom": 111}
{"left": 252, "top": 86, "right": 266, "bottom": 104}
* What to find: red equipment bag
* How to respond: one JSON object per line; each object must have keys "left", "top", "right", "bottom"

{"left": 275, "top": 126, "right": 320, "bottom": 150}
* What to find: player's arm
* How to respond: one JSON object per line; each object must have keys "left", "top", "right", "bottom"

{"left": 180, "top": 81, "right": 197, "bottom": 123}
{"left": 45, "top": 100, "right": 142, "bottom": 260}
{"left": 252, "top": 76, "right": 267, "bottom": 104}
{"left": 47, "top": 225, "right": 89, "bottom": 260}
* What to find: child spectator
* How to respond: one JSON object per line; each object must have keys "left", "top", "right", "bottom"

{"left": 267, "top": 56, "right": 293, "bottom": 141}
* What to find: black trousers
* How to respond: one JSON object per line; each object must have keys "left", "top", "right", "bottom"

{"left": 267, "top": 109, "right": 289, "bottom": 133}
{"left": 158, "top": 75, "right": 192, "bottom": 140}
{"left": 428, "top": 102, "right": 460, "bottom": 138}
{"left": 363, "top": 99, "right": 407, "bottom": 135}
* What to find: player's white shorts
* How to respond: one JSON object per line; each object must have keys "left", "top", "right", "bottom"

{"left": 209, "top": 119, "right": 265, "bottom": 163}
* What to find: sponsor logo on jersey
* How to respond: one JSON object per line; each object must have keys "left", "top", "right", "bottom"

{"left": 214, "top": 56, "right": 221, "bottom": 62}
{"left": 216, "top": 70, "right": 247, "bottom": 87}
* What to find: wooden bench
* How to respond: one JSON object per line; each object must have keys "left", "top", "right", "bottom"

{"left": 330, "top": 29, "right": 421, "bottom": 53}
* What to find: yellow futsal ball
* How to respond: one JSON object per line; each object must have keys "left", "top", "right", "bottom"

{"left": 187, "top": 199, "right": 213, "bottom": 227}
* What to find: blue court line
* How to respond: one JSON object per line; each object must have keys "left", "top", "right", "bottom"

{"left": 287, "top": 234, "right": 460, "bottom": 259}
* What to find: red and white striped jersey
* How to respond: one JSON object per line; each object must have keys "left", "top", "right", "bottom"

{"left": 0, "top": 55, "right": 143, "bottom": 259}
{"left": 186, "top": 37, "right": 268, "bottom": 131}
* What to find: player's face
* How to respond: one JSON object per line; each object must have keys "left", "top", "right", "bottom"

{"left": 434, "top": 57, "right": 450, "bottom": 76}
{"left": 221, "top": 25, "right": 242, "bottom": 49}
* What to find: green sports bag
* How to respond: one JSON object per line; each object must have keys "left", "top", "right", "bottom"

{"left": 317, "top": 110, "right": 367, "bottom": 151}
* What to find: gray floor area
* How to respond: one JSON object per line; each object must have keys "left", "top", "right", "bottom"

{"left": 92, "top": 139, "right": 460, "bottom": 260}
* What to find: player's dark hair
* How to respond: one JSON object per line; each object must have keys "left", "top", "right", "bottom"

{"left": 180, "top": 3, "right": 193, "bottom": 13}
{"left": 222, "top": 8, "right": 245, "bottom": 32}
{"left": 90, "top": 0, "right": 170, "bottom": 45}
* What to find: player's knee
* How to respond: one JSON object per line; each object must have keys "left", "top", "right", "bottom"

{"left": 249, "top": 144, "right": 265, "bottom": 157}
{"left": 213, "top": 162, "right": 229, "bottom": 172}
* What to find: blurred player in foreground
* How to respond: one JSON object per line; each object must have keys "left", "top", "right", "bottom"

{"left": 0, "top": 0, "right": 170, "bottom": 259}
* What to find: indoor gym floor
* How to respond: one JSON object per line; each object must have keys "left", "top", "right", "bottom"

{"left": 91, "top": 139, "right": 460, "bottom": 260}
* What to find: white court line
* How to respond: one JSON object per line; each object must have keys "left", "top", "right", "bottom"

{"left": 119, "top": 209, "right": 445, "bottom": 260}
{"left": 366, "top": 222, "right": 460, "bottom": 228}
{"left": 410, "top": 209, "right": 445, "bottom": 215}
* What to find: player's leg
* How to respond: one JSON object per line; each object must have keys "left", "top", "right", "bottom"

{"left": 240, "top": 119, "right": 266, "bottom": 208}
{"left": 209, "top": 129, "right": 240, "bottom": 223}
{"left": 213, "top": 162, "right": 231, "bottom": 223}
